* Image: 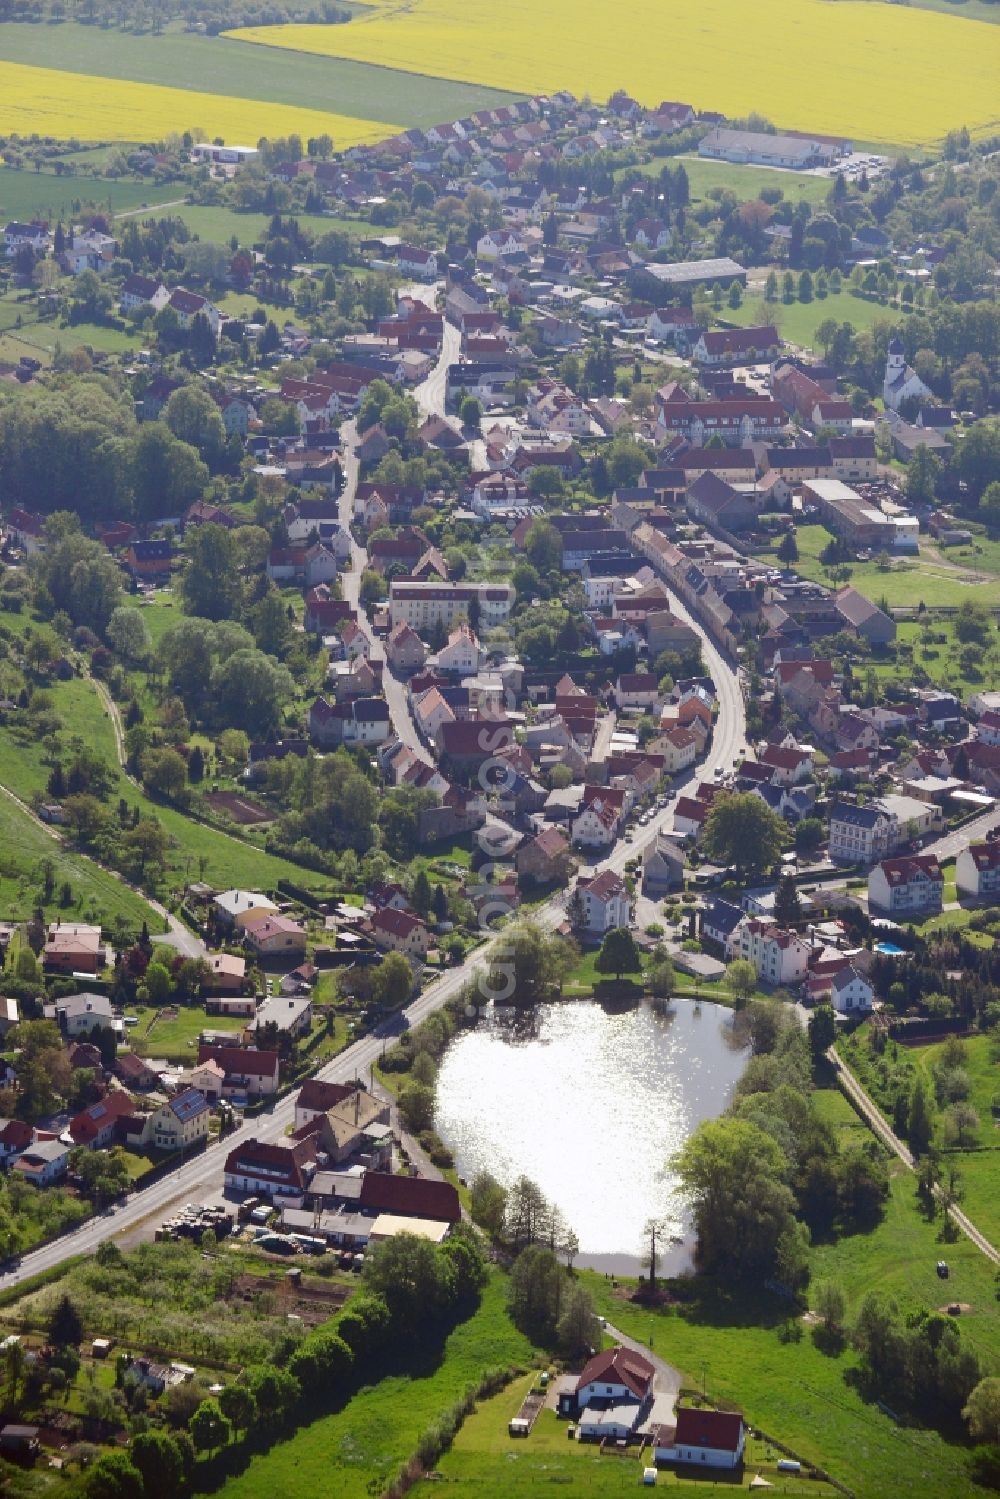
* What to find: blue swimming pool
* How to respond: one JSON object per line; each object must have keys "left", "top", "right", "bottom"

{"left": 874, "top": 942, "right": 906, "bottom": 956}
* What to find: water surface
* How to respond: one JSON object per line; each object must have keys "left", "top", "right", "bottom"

{"left": 434, "top": 998, "right": 748, "bottom": 1276}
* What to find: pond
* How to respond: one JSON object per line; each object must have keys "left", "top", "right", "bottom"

{"left": 434, "top": 998, "right": 749, "bottom": 1276}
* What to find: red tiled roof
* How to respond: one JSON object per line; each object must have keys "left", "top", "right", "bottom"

{"left": 576, "top": 1346, "right": 654, "bottom": 1399}
{"left": 673, "top": 1407, "right": 744, "bottom": 1452}
{"left": 358, "top": 1169, "right": 460, "bottom": 1222}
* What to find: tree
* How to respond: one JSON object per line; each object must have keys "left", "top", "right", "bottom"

{"left": 210, "top": 649, "right": 294, "bottom": 735}
{"left": 83, "top": 1453, "right": 145, "bottom": 1499}
{"left": 411, "top": 868, "right": 432, "bottom": 919}
{"left": 907, "top": 1077, "right": 934, "bottom": 1157}
{"left": 363, "top": 1232, "right": 448, "bottom": 1327}
{"left": 485, "top": 921, "right": 576, "bottom": 1007}
{"left": 965, "top": 1378, "right": 1000, "bottom": 1445}
{"left": 49, "top": 1292, "right": 84, "bottom": 1346}
{"left": 726, "top": 959, "right": 757, "bottom": 1006}
{"left": 703, "top": 793, "right": 785, "bottom": 879}
{"left": 140, "top": 747, "right": 189, "bottom": 802}
{"left": 642, "top": 1214, "right": 667, "bottom": 1292}
{"left": 130, "top": 1432, "right": 185, "bottom": 1499}
{"left": 905, "top": 444, "right": 941, "bottom": 506}
{"left": 470, "top": 1170, "right": 508, "bottom": 1237}
{"left": 508, "top": 1244, "right": 564, "bottom": 1343}
{"left": 808, "top": 1005, "right": 836, "bottom": 1064}
{"left": 181, "top": 523, "right": 242, "bottom": 621}
{"left": 556, "top": 1283, "right": 600, "bottom": 1358}
{"left": 189, "top": 1397, "right": 231, "bottom": 1454}
{"left": 794, "top": 818, "right": 824, "bottom": 856}
{"left": 776, "top": 529, "right": 799, "bottom": 566}
{"left": 106, "top": 607, "right": 151, "bottom": 664}
{"left": 372, "top": 950, "right": 413, "bottom": 1010}
{"left": 647, "top": 955, "right": 675, "bottom": 999}
{"left": 164, "top": 386, "right": 227, "bottom": 469}
{"left": 130, "top": 426, "right": 208, "bottom": 522}
{"left": 673, "top": 1117, "right": 808, "bottom": 1288}
{"left": 773, "top": 873, "right": 802, "bottom": 926}
{"left": 815, "top": 1279, "right": 847, "bottom": 1334}
{"left": 398, "top": 1079, "right": 435, "bottom": 1134}
{"left": 505, "top": 1174, "right": 550, "bottom": 1249}
{"left": 595, "top": 926, "right": 641, "bottom": 981}
{"left": 523, "top": 519, "right": 562, "bottom": 574}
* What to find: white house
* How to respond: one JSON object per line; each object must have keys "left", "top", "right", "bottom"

{"left": 396, "top": 244, "right": 437, "bottom": 279}
{"left": 830, "top": 964, "right": 874, "bottom": 1014}
{"left": 657, "top": 1408, "right": 746, "bottom": 1470}
{"left": 4, "top": 222, "right": 50, "bottom": 258}
{"left": 167, "top": 287, "right": 222, "bottom": 337}
{"left": 121, "top": 273, "right": 170, "bottom": 314}
{"left": 868, "top": 854, "right": 944, "bottom": 916}
{"left": 956, "top": 840, "right": 1000, "bottom": 899}
{"left": 828, "top": 802, "right": 892, "bottom": 865}
{"left": 572, "top": 790, "right": 625, "bottom": 848}
{"left": 573, "top": 870, "right": 630, "bottom": 934}
{"left": 615, "top": 672, "right": 659, "bottom": 711}
{"left": 558, "top": 1347, "right": 655, "bottom": 1438}
{"left": 476, "top": 229, "right": 526, "bottom": 261}
{"left": 147, "top": 1089, "right": 211, "bottom": 1152}
{"left": 12, "top": 1139, "right": 71, "bottom": 1186}
{"left": 435, "top": 625, "right": 482, "bottom": 677}
{"left": 733, "top": 918, "right": 810, "bottom": 986}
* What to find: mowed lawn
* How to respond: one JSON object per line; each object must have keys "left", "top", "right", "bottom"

{"left": 230, "top": 0, "right": 1000, "bottom": 146}
{"left": 730, "top": 288, "right": 898, "bottom": 351}
{"left": 220, "top": 1274, "right": 539, "bottom": 1499}
{"left": 0, "top": 21, "right": 520, "bottom": 130}
{"left": 0, "top": 57, "right": 394, "bottom": 149}
{"left": 625, "top": 154, "right": 834, "bottom": 210}
{"left": 583, "top": 1121, "right": 1000, "bottom": 1499}
{"left": 785, "top": 524, "right": 1000, "bottom": 609}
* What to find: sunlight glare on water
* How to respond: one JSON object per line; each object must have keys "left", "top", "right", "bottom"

{"left": 434, "top": 999, "right": 748, "bottom": 1275}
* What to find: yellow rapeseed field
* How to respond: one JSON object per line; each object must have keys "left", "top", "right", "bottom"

{"left": 0, "top": 59, "right": 394, "bottom": 147}
{"left": 230, "top": 0, "right": 1000, "bottom": 147}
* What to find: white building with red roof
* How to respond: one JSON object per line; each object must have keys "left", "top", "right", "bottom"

{"left": 573, "top": 870, "right": 630, "bottom": 934}
{"left": 656, "top": 1406, "right": 746, "bottom": 1469}
{"left": 868, "top": 854, "right": 943, "bottom": 916}
{"left": 369, "top": 907, "right": 429, "bottom": 960}
{"left": 956, "top": 839, "right": 1000, "bottom": 899}
{"left": 571, "top": 786, "right": 626, "bottom": 849}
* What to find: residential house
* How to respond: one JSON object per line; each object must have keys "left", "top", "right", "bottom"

{"left": 44, "top": 923, "right": 105, "bottom": 975}
{"left": 572, "top": 786, "right": 626, "bottom": 848}
{"left": 121, "top": 274, "right": 170, "bottom": 314}
{"left": 389, "top": 581, "right": 513, "bottom": 631}
{"left": 691, "top": 325, "right": 780, "bottom": 366}
{"left": 828, "top": 801, "right": 892, "bottom": 864}
{"left": 12, "top": 1139, "right": 71, "bottom": 1186}
{"left": 167, "top": 287, "right": 222, "bottom": 337}
{"left": 672, "top": 794, "right": 711, "bottom": 839}
{"left": 240, "top": 909, "right": 308, "bottom": 960}
{"left": 700, "top": 897, "right": 745, "bottom": 954}
{"left": 214, "top": 889, "right": 277, "bottom": 930}
{"left": 147, "top": 1089, "right": 211, "bottom": 1152}
{"left": 956, "top": 840, "right": 1000, "bottom": 899}
{"left": 615, "top": 672, "right": 659, "bottom": 711}
{"left": 44, "top": 991, "right": 113, "bottom": 1038}
{"left": 868, "top": 854, "right": 944, "bottom": 916}
{"left": 435, "top": 625, "right": 482, "bottom": 677}
{"left": 758, "top": 743, "right": 813, "bottom": 786}
{"left": 254, "top": 993, "right": 313, "bottom": 1039}
{"left": 516, "top": 826, "right": 573, "bottom": 885}
{"left": 834, "top": 587, "right": 896, "bottom": 645}
{"left": 68, "top": 1091, "right": 137, "bottom": 1150}
{"left": 642, "top": 832, "right": 686, "bottom": 896}
{"left": 224, "top": 1136, "right": 316, "bottom": 1198}
{"left": 385, "top": 622, "right": 427, "bottom": 674}
{"left": 197, "top": 1045, "right": 280, "bottom": 1099}
{"left": 370, "top": 907, "right": 429, "bottom": 961}
{"left": 558, "top": 1347, "right": 655, "bottom": 1441}
{"left": 573, "top": 870, "right": 630, "bottom": 935}
{"left": 656, "top": 726, "right": 700, "bottom": 774}
{"left": 205, "top": 953, "right": 247, "bottom": 996}
{"left": 830, "top": 964, "right": 875, "bottom": 1014}
{"left": 733, "top": 918, "right": 810, "bottom": 986}
{"left": 657, "top": 1408, "right": 746, "bottom": 1470}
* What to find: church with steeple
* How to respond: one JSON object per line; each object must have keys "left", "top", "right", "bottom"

{"left": 883, "top": 337, "right": 931, "bottom": 411}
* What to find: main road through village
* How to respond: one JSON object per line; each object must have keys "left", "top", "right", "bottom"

{"left": 14, "top": 290, "right": 997, "bottom": 1284}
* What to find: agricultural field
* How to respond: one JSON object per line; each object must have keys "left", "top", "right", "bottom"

{"left": 0, "top": 22, "right": 520, "bottom": 132}
{"left": 0, "top": 57, "right": 394, "bottom": 149}
{"left": 230, "top": 0, "right": 1000, "bottom": 148}
{"left": 0, "top": 167, "right": 155, "bottom": 224}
